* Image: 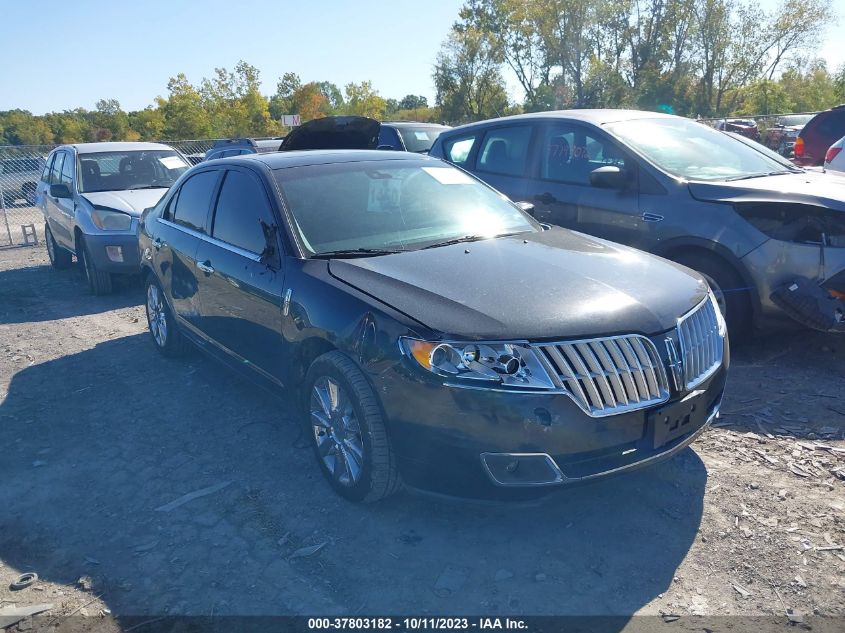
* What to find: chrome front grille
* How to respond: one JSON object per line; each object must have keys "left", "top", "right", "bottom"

{"left": 677, "top": 297, "right": 724, "bottom": 390}
{"left": 536, "top": 335, "right": 670, "bottom": 417}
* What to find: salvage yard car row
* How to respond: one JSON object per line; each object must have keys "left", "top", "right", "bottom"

{"left": 31, "top": 109, "right": 844, "bottom": 502}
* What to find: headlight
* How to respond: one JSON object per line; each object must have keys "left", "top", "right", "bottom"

{"left": 91, "top": 208, "right": 132, "bottom": 231}
{"left": 399, "top": 337, "right": 556, "bottom": 390}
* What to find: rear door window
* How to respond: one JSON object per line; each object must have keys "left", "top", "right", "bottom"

{"left": 211, "top": 169, "right": 274, "bottom": 255}
{"left": 60, "top": 153, "right": 75, "bottom": 187}
{"left": 171, "top": 170, "right": 219, "bottom": 233}
{"left": 476, "top": 126, "right": 533, "bottom": 177}
{"left": 443, "top": 134, "right": 477, "bottom": 166}
{"left": 41, "top": 154, "right": 55, "bottom": 182}
{"left": 817, "top": 112, "right": 845, "bottom": 141}
{"left": 540, "top": 124, "right": 629, "bottom": 186}
{"left": 49, "top": 152, "right": 65, "bottom": 185}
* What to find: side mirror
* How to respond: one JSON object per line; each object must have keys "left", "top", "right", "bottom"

{"left": 49, "top": 183, "right": 72, "bottom": 199}
{"left": 259, "top": 221, "right": 281, "bottom": 270}
{"left": 590, "top": 165, "right": 627, "bottom": 189}
{"left": 376, "top": 144, "right": 396, "bottom": 151}
{"left": 515, "top": 201, "right": 535, "bottom": 216}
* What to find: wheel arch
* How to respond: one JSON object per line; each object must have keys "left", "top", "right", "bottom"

{"left": 654, "top": 237, "right": 761, "bottom": 319}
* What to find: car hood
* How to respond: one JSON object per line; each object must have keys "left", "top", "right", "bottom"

{"left": 688, "top": 171, "right": 845, "bottom": 210}
{"left": 81, "top": 189, "right": 169, "bottom": 217}
{"left": 281, "top": 116, "right": 380, "bottom": 151}
{"left": 328, "top": 228, "right": 708, "bottom": 340}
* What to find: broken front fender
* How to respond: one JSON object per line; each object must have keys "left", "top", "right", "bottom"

{"left": 770, "top": 277, "right": 845, "bottom": 333}
{"left": 741, "top": 238, "right": 845, "bottom": 331}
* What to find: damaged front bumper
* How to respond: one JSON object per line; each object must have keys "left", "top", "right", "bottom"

{"left": 741, "top": 238, "right": 845, "bottom": 333}
{"left": 771, "top": 275, "right": 845, "bottom": 333}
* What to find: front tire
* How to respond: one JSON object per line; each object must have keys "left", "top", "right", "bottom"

{"left": 78, "top": 237, "right": 113, "bottom": 295}
{"left": 145, "top": 276, "right": 190, "bottom": 357}
{"left": 304, "top": 351, "right": 401, "bottom": 503}
{"left": 673, "top": 252, "right": 752, "bottom": 337}
{"left": 45, "top": 224, "right": 72, "bottom": 269}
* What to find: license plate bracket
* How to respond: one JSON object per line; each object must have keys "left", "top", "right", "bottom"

{"left": 650, "top": 392, "right": 707, "bottom": 449}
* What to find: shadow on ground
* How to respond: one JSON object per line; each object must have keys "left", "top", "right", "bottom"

{"left": 0, "top": 332, "right": 707, "bottom": 623}
{"left": 0, "top": 262, "right": 141, "bottom": 324}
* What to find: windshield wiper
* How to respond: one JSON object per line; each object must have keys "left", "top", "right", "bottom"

{"left": 127, "top": 184, "right": 171, "bottom": 190}
{"left": 420, "top": 232, "right": 528, "bottom": 250}
{"left": 724, "top": 170, "right": 793, "bottom": 181}
{"left": 420, "top": 235, "right": 490, "bottom": 250}
{"left": 311, "top": 248, "right": 404, "bottom": 259}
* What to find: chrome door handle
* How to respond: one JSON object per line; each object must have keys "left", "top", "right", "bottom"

{"left": 641, "top": 212, "right": 664, "bottom": 222}
{"left": 196, "top": 260, "right": 214, "bottom": 274}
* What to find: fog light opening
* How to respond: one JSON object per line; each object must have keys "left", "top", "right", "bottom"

{"left": 105, "top": 246, "right": 124, "bottom": 263}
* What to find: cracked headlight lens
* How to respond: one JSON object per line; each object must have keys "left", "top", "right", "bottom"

{"left": 400, "top": 337, "right": 556, "bottom": 390}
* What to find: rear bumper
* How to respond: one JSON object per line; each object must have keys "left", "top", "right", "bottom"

{"left": 82, "top": 232, "right": 141, "bottom": 273}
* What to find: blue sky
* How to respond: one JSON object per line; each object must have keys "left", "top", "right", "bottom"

{"left": 1, "top": 0, "right": 841, "bottom": 115}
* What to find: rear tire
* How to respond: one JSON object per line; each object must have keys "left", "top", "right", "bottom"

{"left": 144, "top": 276, "right": 190, "bottom": 357}
{"left": 45, "top": 225, "right": 72, "bottom": 269}
{"left": 673, "top": 251, "right": 752, "bottom": 337}
{"left": 304, "top": 351, "right": 402, "bottom": 503}
{"left": 78, "top": 237, "right": 113, "bottom": 295}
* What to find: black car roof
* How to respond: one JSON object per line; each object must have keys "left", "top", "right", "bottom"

{"left": 231, "top": 149, "right": 441, "bottom": 170}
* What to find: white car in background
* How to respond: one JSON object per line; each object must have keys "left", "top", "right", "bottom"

{"left": 824, "top": 135, "right": 845, "bottom": 176}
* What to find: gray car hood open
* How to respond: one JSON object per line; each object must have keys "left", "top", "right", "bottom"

{"left": 81, "top": 189, "right": 169, "bottom": 217}
{"left": 328, "top": 228, "right": 708, "bottom": 340}
{"left": 688, "top": 171, "right": 845, "bottom": 210}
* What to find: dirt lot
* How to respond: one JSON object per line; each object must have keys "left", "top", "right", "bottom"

{"left": 1, "top": 246, "right": 843, "bottom": 630}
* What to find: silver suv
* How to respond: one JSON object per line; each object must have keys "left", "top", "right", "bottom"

{"left": 35, "top": 142, "right": 189, "bottom": 294}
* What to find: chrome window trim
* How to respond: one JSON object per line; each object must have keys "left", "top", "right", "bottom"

{"left": 158, "top": 217, "right": 261, "bottom": 262}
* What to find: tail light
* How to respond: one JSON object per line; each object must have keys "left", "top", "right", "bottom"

{"left": 825, "top": 146, "right": 841, "bottom": 163}
{"left": 794, "top": 137, "right": 805, "bottom": 157}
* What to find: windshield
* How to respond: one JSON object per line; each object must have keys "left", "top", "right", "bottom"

{"left": 396, "top": 127, "right": 447, "bottom": 153}
{"left": 274, "top": 159, "right": 536, "bottom": 255}
{"left": 724, "top": 132, "right": 798, "bottom": 169}
{"left": 78, "top": 150, "right": 189, "bottom": 193}
{"left": 605, "top": 118, "right": 790, "bottom": 181}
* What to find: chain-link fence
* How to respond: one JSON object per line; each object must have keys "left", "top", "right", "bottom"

{"left": 0, "top": 139, "right": 216, "bottom": 248}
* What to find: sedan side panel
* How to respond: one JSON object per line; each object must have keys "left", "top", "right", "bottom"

{"left": 193, "top": 242, "right": 286, "bottom": 382}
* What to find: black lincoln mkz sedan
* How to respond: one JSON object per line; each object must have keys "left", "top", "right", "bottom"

{"left": 139, "top": 150, "right": 729, "bottom": 502}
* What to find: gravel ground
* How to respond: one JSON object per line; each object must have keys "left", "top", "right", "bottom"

{"left": 0, "top": 246, "right": 843, "bottom": 631}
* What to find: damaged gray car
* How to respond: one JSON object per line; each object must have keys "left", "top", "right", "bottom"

{"left": 430, "top": 111, "right": 845, "bottom": 336}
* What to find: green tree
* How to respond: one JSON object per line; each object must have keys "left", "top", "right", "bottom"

{"left": 157, "top": 74, "right": 212, "bottom": 139}
{"left": 433, "top": 25, "right": 509, "bottom": 123}
{"left": 343, "top": 81, "right": 387, "bottom": 119}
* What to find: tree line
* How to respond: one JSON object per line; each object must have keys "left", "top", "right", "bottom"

{"left": 1, "top": 0, "right": 844, "bottom": 145}
{"left": 433, "top": 0, "right": 845, "bottom": 121}
{"left": 0, "top": 61, "right": 439, "bottom": 146}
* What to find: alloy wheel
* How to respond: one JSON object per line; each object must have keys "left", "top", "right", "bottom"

{"left": 146, "top": 283, "right": 168, "bottom": 348}
{"left": 310, "top": 376, "right": 365, "bottom": 487}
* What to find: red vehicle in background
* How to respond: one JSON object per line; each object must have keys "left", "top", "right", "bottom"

{"left": 794, "top": 105, "right": 845, "bottom": 166}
